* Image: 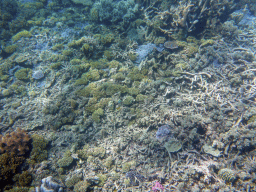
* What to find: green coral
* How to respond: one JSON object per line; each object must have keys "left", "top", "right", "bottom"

{"left": 92, "top": 108, "right": 104, "bottom": 123}
{"left": 3, "top": 44, "right": 18, "bottom": 54}
{"left": 128, "top": 67, "right": 145, "bottom": 81}
{"left": 112, "top": 72, "right": 125, "bottom": 81}
{"left": 123, "top": 96, "right": 134, "bottom": 106}
{"left": 65, "top": 175, "right": 82, "bottom": 188}
{"left": 57, "top": 150, "right": 74, "bottom": 168}
{"left": 95, "top": 33, "right": 114, "bottom": 45}
{"left": 97, "top": 173, "right": 107, "bottom": 186}
{"left": 103, "top": 50, "right": 113, "bottom": 60}
{"left": 200, "top": 39, "right": 215, "bottom": 47}
{"left": 135, "top": 94, "right": 147, "bottom": 103}
{"left": 14, "top": 68, "right": 32, "bottom": 81}
{"left": 78, "top": 145, "right": 106, "bottom": 160}
{"left": 104, "top": 156, "right": 114, "bottom": 169}
{"left": 108, "top": 60, "right": 121, "bottom": 69}
{"left": 50, "top": 62, "right": 62, "bottom": 69}
{"left": 128, "top": 87, "right": 140, "bottom": 96}
{"left": 12, "top": 30, "right": 32, "bottom": 42}
{"left": 28, "top": 134, "right": 48, "bottom": 164}
{"left": 85, "top": 69, "right": 100, "bottom": 81}
{"left": 52, "top": 43, "right": 64, "bottom": 51}
{"left": 74, "top": 181, "right": 90, "bottom": 192}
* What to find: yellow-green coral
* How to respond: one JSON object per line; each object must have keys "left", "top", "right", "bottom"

{"left": 123, "top": 96, "right": 134, "bottom": 106}
{"left": 57, "top": 150, "right": 74, "bottom": 168}
{"left": 200, "top": 39, "right": 215, "bottom": 47}
{"left": 92, "top": 108, "right": 104, "bottom": 123}
{"left": 28, "top": 134, "right": 48, "bottom": 164}
{"left": 14, "top": 68, "right": 32, "bottom": 81}
{"left": 3, "top": 44, "right": 18, "bottom": 54}
{"left": 97, "top": 173, "right": 107, "bottom": 186}
{"left": 12, "top": 30, "right": 32, "bottom": 42}
{"left": 74, "top": 180, "right": 90, "bottom": 192}
{"left": 85, "top": 69, "right": 100, "bottom": 81}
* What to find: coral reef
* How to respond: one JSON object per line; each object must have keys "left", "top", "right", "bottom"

{"left": 0, "top": 0, "right": 256, "bottom": 191}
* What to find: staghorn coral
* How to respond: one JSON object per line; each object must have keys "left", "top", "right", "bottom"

{"left": 0, "top": 128, "right": 31, "bottom": 156}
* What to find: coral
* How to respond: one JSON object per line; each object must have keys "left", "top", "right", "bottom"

{"left": 200, "top": 39, "right": 215, "bottom": 47}
{"left": 3, "top": 44, "right": 18, "bottom": 54}
{"left": 164, "top": 139, "right": 182, "bottom": 153}
{"left": 85, "top": 69, "right": 100, "bottom": 81}
{"left": 0, "top": 152, "right": 25, "bottom": 190}
{"left": 50, "top": 62, "right": 62, "bottom": 69}
{"left": 128, "top": 67, "right": 145, "bottom": 81}
{"left": 122, "top": 161, "right": 135, "bottom": 172}
{"left": 62, "top": 49, "right": 73, "bottom": 57}
{"left": 52, "top": 43, "right": 64, "bottom": 51}
{"left": 74, "top": 181, "right": 90, "bottom": 192}
{"left": 81, "top": 43, "right": 93, "bottom": 55}
{"left": 2, "top": 88, "right": 13, "bottom": 97}
{"left": 65, "top": 175, "right": 82, "bottom": 188}
{"left": 71, "top": 0, "right": 93, "bottom": 6}
{"left": 128, "top": 87, "right": 140, "bottom": 96}
{"left": 123, "top": 95, "right": 135, "bottom": 106}
{"left": 0, "top": 128, "right": 31, "bottom": 155}
{"left": 78, "top": 145, "right": 106, "bottom": 159}
{"left": 9, "top": 83, "right": 27, "bottom": 96}
{"left": 108, "top": 60, "right": 121, "bottom": 69}
{"left": 28, "top": 134, "right": 48, "bottom": 164}
{"left": 57, "top": 150, "right": 74, "bottom": 168}
{"left": 14, "top": 68, "right": 32, "bottom": 81}
{"left": 135, "top": 94, "right": 147, "bottom": 103}
{"left": 104, "top": 156, "right": 114, "bottom": 169}
{"left": 112, "top": 72, "right": 125, "bottom": 81}
{"left": 97, "top": 173, "right": 107, "bottom": 186}
{"left": 164, "top": 41, "right": 179, "bottom": 49}
{"left": 13, "top": 171, "right": 32, "bottom": 187}
{"left": 103, "top": 50, "right": 113, "bottom": 60}
{"left": 95, "top": 33, "right": 114, "bottom": 45}
{"left": 92, "top": 108, "right": 104, "bottom": 123}
{"left": 152, "top": 181, "right": 164, "bottom": 192}
{"left": 90, "top": 0, "right": 138, "bottom": 24}
{"left": 89, "top": 59, "right": 108, "bottom": 69}
{"left": 218, "top": 168, "right": 236, "bottom": 183}
{"left": 12, "top": 30, "right": 32, "bottom": 42}
{"left": 125, "top": 171, "right": 145, "bottom": 185}
{"left": 156, "top": 125, "right": 172, "bottom": 142}
{"left": 202, "top": 144, "right": 221, "bottom": 157}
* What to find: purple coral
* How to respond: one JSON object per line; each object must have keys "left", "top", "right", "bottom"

{"left": 156, "top": 125, "right": 172, "bottom": 142}
{"left": 152, "top": 181, "right": 164, "bottom": 192}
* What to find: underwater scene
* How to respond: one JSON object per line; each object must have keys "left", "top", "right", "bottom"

{"left": 0, "top": 0, "right": 256, "bottom": 191}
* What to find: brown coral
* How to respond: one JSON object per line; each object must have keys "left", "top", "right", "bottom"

{"left": 0, "top": 128, "right": 31, "bottom": 155}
